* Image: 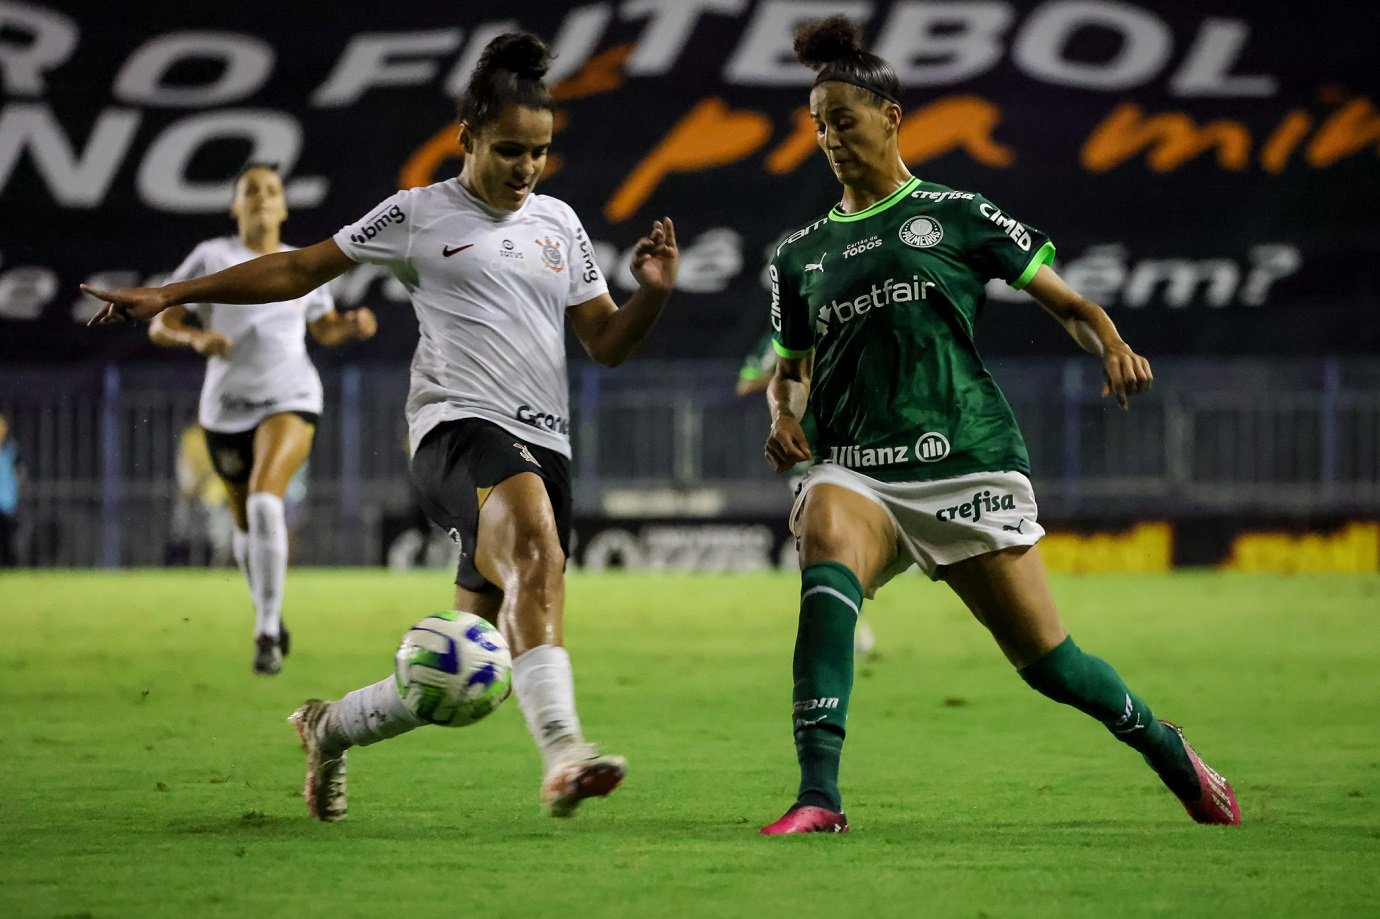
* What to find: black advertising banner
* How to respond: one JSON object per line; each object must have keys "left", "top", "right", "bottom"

{"left": 377, "top": 512, "right": 1380, "bottom": 572}
{"left": 2, "top": 1, "right": 1378, "bottom": 364}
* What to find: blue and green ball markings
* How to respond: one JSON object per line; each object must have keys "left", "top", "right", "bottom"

{"left": 465, "top": 623, "right": 503, "bottom": 652}
{"left": 394, "top": 611, "right": 513, "bottom": 727}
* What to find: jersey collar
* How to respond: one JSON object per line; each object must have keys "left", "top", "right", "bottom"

{"left": 828, "top": 176, "right": 921, "bottom": 223}
{"left": 454, "top": 177, "right": 532, "bottom": 221}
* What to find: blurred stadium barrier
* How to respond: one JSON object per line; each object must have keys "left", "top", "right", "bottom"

{"left": 3, "top": 357, "right": 1378, "bottom": 568}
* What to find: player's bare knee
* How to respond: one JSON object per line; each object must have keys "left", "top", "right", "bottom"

{"left": 798, "top": 510, "right": 870, "bottom": 569}
{"left": 798, "top": 528, "right": 848, "bottom": 567}
{"left": 505, "top": 530, "right": 564, "bottom": 591}
{"left": 803, "top": 483, "right": 883, "bottom": 537}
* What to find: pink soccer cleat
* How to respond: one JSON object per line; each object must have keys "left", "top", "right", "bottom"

{"left": 1162, "top": 721, "right": 1241, "bottom": 826}
{"left": 760, "top": 805, "right": 850, "bottom": 835}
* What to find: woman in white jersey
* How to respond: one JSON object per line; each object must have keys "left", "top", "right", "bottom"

{"left": 757, "top": 18, "right": 1239, "bottom": 835}
{"left": 85, "top": 33, "right": 679, "bottom": 822}
{"left": 149, "top": 163, "right": 377, "bottom": 676}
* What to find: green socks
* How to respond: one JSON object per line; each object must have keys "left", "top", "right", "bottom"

{"left": 786, "top": 577, "right": 1199, "bottom": 807}
{"left": 792, "top": 561, "right": 862, "bottom": 812}
{"left": 1019, "top": 636, "right": 1197, "bottom": 799}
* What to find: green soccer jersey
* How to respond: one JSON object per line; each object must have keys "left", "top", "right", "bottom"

{"left": 770, "top": 176, "right": 1055, "bottom": 482}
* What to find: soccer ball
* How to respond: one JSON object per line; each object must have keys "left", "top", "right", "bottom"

{"left": 395, "top": 611, "right": 513, "bottom": 727}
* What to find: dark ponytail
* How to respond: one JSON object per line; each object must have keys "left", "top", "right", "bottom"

{"left": 794, "top": 16, "right": 900, "bottom": 106}
{"left": 456, "top": 32, "right": 555, "bottom": 132}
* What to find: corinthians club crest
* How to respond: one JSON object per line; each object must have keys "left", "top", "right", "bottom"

{"left": 536, "top": 236, "right": 564, "bottom": 273}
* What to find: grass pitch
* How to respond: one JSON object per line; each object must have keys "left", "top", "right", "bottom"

{"left": 1, "top": 569, "right": 1377, "bottom": 918}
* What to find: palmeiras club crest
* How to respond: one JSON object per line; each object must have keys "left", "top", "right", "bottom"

{"left": 536, "top": 236, "right": 564, "bottom": 273}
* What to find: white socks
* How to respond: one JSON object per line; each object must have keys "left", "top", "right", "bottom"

{"left": 330, "top": 677, "right": 424, "bottom": 749}
{"left": 232, "top": 528, "right": 251, "bottom": 588}
{"left": 322, "top": 646, "right": 585, "bottom": 762}
{"left": 246, "top": 492, "right": 287, "bottom": 640}
{"left": 512, "top": 644, "right": 585, "bottom": 771}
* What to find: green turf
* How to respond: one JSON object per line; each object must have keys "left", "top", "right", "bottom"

{"left": 1, "top": 570, "right": 1377, "bottom": 918}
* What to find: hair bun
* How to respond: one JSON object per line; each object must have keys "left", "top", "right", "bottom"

{"left": 794, "top": 16, "right": 864, "bottom": 70}
{"left": 483, "top": 32, "right": 551, "bottom": 80}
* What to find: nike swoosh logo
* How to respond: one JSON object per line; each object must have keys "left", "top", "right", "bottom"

{"left": 442, "top": 244, "right": 474, "bottom": 257}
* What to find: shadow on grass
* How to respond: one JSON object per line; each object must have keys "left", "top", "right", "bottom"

{"left": 168, "top": 811, "right": 305, "bottom": 835}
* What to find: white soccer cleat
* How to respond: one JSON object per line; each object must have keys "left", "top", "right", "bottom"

{"left": 540, "top": 744, "right": 627, "bottom": 818}
{"left": 289, "top": 699, "right": 348, "bottom": 822}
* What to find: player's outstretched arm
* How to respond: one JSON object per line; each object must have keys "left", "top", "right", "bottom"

{"left": 764, "top": 354, "right": 813, "bottom": 472}
{"left": 1023, "top": 263, "right": 1153, "bottom": 410}
{"left": 568, "top": 217, "right": 678, "bottom": 367}
{"left": 84, "top": 239, "right": 357, "bottom": 326}
{"left": 309, "top": 307, "right": 378, "bottom": 347}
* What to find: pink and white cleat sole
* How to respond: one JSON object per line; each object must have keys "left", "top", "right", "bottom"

{"left": 760, "top": 806, "right": 850, "bottom": 835}
{"left": 1162, "top": 721, "right": 1241, "bottom": 826}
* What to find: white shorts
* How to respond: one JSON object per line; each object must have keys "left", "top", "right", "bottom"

{"left": 789, "top": 463, "right": 1045, "bottom": 588}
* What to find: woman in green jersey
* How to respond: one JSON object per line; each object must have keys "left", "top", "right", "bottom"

{"left": 759, "top": 17, "right": 1239, "bottom": 835}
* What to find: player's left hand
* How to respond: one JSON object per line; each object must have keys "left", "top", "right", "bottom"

{"left": 630, "top": 217, "right": 678, "bottom": 293}
{"left": 765, "top": 414, "right": 812, "bottom": 472}
{"left": 82, "top": 283, "right": 171, "bottom": 325}
{"left": 345, "top": 307, "right": 378, "bottom": 341}
{"left": 1101, "top": 341, "right": 1153, "bottom": 409}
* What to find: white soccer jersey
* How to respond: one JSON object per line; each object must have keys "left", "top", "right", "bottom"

{"left": 333, "top": 179, "right": 609, "bottom": 458}
{"left": 172, "top": 236, "right": 335, "bottom": 433}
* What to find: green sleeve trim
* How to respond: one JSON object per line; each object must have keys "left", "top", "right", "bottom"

{"left": 738, "top": 366, "right": 763, "bottom": 382}
{"left": 1011, "top": 240, "right": 1056, "bottom": 291}
{"left": 773, "top": 340, "right": 812, "bottom": 359}
{"left": 829, "top": 176, "right": 921, "bottom": 223}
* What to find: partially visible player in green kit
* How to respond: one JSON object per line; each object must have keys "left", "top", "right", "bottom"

{"left": 759, "top": 16, "right": 1240, "bottom": 834}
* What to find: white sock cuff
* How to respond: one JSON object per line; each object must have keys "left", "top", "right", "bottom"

{"left": 512, "top": 643, "right": 570, "bottom": 676}
{"left": 512, "top": 644, "right": 584, "bottom": 762}
{"left": 246, "top": 492, "right": 286, "bottom": 534}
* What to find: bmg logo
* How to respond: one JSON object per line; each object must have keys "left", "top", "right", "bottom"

{"left": 350, "top": 204, "right": 406, "bottom": 244}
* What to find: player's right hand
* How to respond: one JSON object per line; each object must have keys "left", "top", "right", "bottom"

{"left": 765, "top": 416, "right": 812, "bottom": 472}
{"left": 345, "top": 307, "right": 378, "bottom": 341}
{"left": 81, "top": 284, "right": 171, "bottom": 326}
{"left": 192, "top": 331, "right": 232, "bottom": 357}
{"left": 1100, "top": 341, "right": 1153, "bottom": 410}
